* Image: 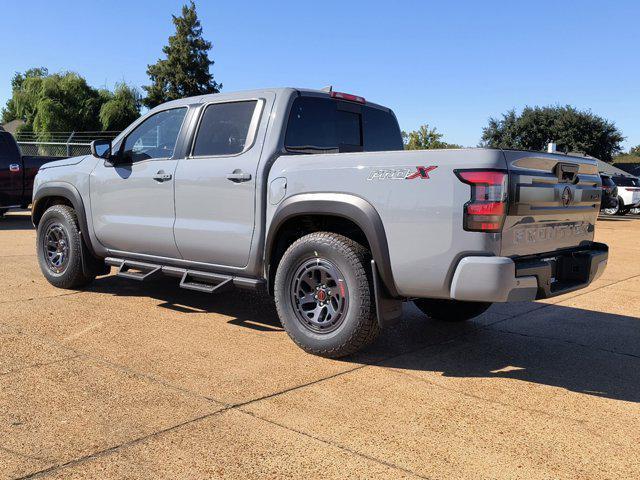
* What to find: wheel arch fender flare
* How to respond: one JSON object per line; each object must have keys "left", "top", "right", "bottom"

{"left": 32, "top": 182, "right": 97, "bottom": 257}
{"left": 265, "top": 193, "right": 398, "bottom": 297}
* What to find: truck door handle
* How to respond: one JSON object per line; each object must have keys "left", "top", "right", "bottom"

{"left": 153, "top": 171, "right": 172, "bottom": 182}
{"left": 226, "top": 170, "right": 252, "bottom": 183}
{"left": 9, "top": 164, "right": 21, "bottom": 173}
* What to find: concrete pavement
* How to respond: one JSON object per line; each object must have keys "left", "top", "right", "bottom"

{"left": 1, "top": 211, "right": 639, "bottom": 479}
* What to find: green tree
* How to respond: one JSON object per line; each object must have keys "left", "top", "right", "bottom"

{"left": 1, "top": 67, "right": 49, "bottom": 124}
{"left": 143, "top": 1, "right": 221, "bottom": 108}
{"left": 629, "top": 145, "right": 640, "bottom": 156}
{"left": 4, "top": 70, "right": 104, "bottom": 138}
{"left": 99, "top": 83, "right": 142, "bottom": 131}
{"left": 402, "top": 124, "right": 462, "bottom": 150}
{"left": 481, "top": 105, "right": 624, "bottom": 162}
{"left": 2, "top": 68, "right": 141, "bottom": 138}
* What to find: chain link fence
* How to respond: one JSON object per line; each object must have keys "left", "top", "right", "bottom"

{"left": 15, "top": 131, "right": 121, "bottom": 157}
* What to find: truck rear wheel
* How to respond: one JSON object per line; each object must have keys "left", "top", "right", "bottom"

{"left": 274, "top": 232, "right": 379, "bottom": 358}
{"left": 413, "top": 299, "right": 492, "bottom": 322}
{"left": 36, "top": 205, "right": 96, "bottom": 289}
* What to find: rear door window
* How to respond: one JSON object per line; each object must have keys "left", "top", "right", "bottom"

{"left": 285, "top": 97, "right": 360, "bottom": 153}
{"left": 192, "top": 100, "right": 259, "bottom": 157}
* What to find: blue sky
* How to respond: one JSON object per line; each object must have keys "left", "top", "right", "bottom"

{"left": 1, "top": 0, "right": 638, "bottom": 149}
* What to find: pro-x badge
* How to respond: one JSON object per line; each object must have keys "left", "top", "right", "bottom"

{"left": 367, "top": 165, "right": 438, "bottom": 181}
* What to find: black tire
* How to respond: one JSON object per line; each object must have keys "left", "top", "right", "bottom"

{"left": 37, "top": 204, "right": 96, "bottom": 289}
{"left": 274, "top": 232, "right": 379, "bottom": 358}
{"left": 413, "top": 299, "right": 492, "bottom": 322}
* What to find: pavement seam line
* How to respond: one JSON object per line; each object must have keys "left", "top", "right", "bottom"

{"left": 0, "top": 445, "right": 50, "bottom": 464}
{"left": 14, "top": 408, "right": 234, "bottom": 480}
{"left": 0, "top": 291, "right": 83, "bottom": 305}
{"left": 489, "top": 327, "right": 640, "bottom": 361}
{"left": 392, "top": 367, "right": 588, "bottom": 424}
{"left": 0, "top": 322, "right": 225, "bottom": 406}
{"left": 0, "top": 355, "right": 81, "bottom": 377}
{"left": 238, "top": 409, "right": 430, "bottom": 480}
{"left": 390, "top": 366, "right": 634, "bottom": 451}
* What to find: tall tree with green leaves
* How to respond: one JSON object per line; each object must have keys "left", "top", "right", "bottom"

{"left": 99, "top": 83, "right": 142, "bottom": 131}
{"left": 481, "top": 105, "right": 624, "bottom": 162}
{"left": 2, "top": 68, "right": 141, "bottom": 137}
{"left": 1, "top": 67, "right": 49, "bottom": 125}
{"left": 143, "top": 1, "right": 221, "bottom": 108}
{"left": 402, "top": 124, "right": 462, "bottom": 150}
{"left": 2, "top": 70, "right": 104, "bottom": 138}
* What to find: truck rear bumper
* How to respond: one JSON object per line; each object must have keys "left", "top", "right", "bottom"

{"left": 450, "top": 243, "right": 608, "bottom": 303}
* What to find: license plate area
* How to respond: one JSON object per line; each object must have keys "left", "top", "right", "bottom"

{"left": 514, "top": 243, "right": 608, "bottom": 298}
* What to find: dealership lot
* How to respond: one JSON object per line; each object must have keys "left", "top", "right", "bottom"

{"left": 1, "top": 211, "right": 640, "bottom": 479}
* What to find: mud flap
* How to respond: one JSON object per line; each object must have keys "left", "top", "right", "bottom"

{"left": 80, "top": 232, "right": 110, "bottom": 278}
{"left": 371, "top": 260, "right": 403, "bottom": 329}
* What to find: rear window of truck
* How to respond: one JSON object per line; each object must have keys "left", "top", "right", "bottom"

{"left": 285, "top": 96, "right": 403, "bottom": 154}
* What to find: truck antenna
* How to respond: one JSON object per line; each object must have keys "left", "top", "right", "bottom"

{"left": 321, "top": 85, "right": 333, "bottom": 93}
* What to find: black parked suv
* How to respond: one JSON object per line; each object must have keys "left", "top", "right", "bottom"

{"left": 600, "top": 175, "right": 618, "bottom": 212}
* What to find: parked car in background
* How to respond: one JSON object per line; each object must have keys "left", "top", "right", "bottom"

{"left": 0, "top": 128, "right": 60, "bottom": 217}
{"left": 603, "top": 175, "right": 640, "bottom": 215}
{"left": 600, "top": 175, "right": 618, "bottom": 213}
{"left": 31, "top": 87, "right": 609, "bottom": 357}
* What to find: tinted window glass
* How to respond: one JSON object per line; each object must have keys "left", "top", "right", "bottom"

{"left": 614, "top": 176, "right": 640, "bottom": 187}
{"left": 285, "top": 97, "right": 349, "bottom": 153}
{"left": 363, "top": 107, "right": 403, "bottom": 151}
{"left": 192, "top": 101, "right": 258, "bottom": 156}
{"left": 123, "top": 108, "right": 187, "bottom": 162}
{"left": 0, "top": 134, "right": 19, "bottom": 161}
{"left": 0, "top": 135, "right": 8, "bottom": 159}
{"left": 601, "top": 176, "right": 615, "bottom": 187}
{"left": 285, "top": 96, "right": 402, "bottom": 153}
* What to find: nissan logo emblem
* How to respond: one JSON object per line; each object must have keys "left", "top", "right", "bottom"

{"left": 561, "top": 186, "right": 573, "bottom": 207}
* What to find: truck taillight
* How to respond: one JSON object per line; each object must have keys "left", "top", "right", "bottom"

{"left": 455, "top": 169, "right": 508, "bottom": 233}
{"left": 330, "top": 91, "right": 366, "bottom": 104}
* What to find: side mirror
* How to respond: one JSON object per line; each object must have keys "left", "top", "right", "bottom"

{"left": 90, "top": 139, "right": 112, "bottom": 159}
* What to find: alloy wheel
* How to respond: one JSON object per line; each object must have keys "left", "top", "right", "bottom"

{"left": 289, "top": 258, "right": 349, "bottom": 334}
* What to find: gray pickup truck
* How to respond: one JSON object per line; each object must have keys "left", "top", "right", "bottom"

{"left": 32, "top": 87, "right": 608, "bottom": 357}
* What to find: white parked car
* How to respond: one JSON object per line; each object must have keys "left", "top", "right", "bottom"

{"left": 603, "top": 175, "right": 640, "bottom": 215}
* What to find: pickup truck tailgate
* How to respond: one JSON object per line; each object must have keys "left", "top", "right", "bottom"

{"left": 501, "top": 151, "right": 602, "bottom": 257}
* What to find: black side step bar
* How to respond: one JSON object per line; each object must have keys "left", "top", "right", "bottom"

{"left": 105, "top": 257, "right": 264, "bottom": 293}
{"left": 179, "top": 271, "right": 233, "bottom": 294}
{"left": 116, "top": 260, "right": 162, "bottom": 281}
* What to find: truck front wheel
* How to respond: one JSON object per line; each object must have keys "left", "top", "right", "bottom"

{"left": 413, "top": 299, "right": 492, "bottom": 322}
{"left": 274, "top": 232, "right": 379, "bottom": 358}
{"left": 36, "top": 205, "right": 96, "bottom": 289}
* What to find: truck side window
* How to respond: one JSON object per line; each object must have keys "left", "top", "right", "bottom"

{"left": 285, "top": 97, "right": 362, "bottom": 153}
{"left": 285, "top": 96, "right": 402, "bottom": 153}
{"left": 192, "top": 101, "right": 258, "bottom": 157}
{"left": 122, "top": 107, "right": 187, "bottom": 163}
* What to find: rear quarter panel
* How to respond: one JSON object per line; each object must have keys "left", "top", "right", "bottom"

{"left": 267, "top": 149, "right": 507, "bottom": 298}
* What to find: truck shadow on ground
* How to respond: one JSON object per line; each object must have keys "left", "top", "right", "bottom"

{"left": 86, "top": 275, "right": 640, "bottom": 403}
{"left": 0, "top": 212, "right": 33, "bottom": 231}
